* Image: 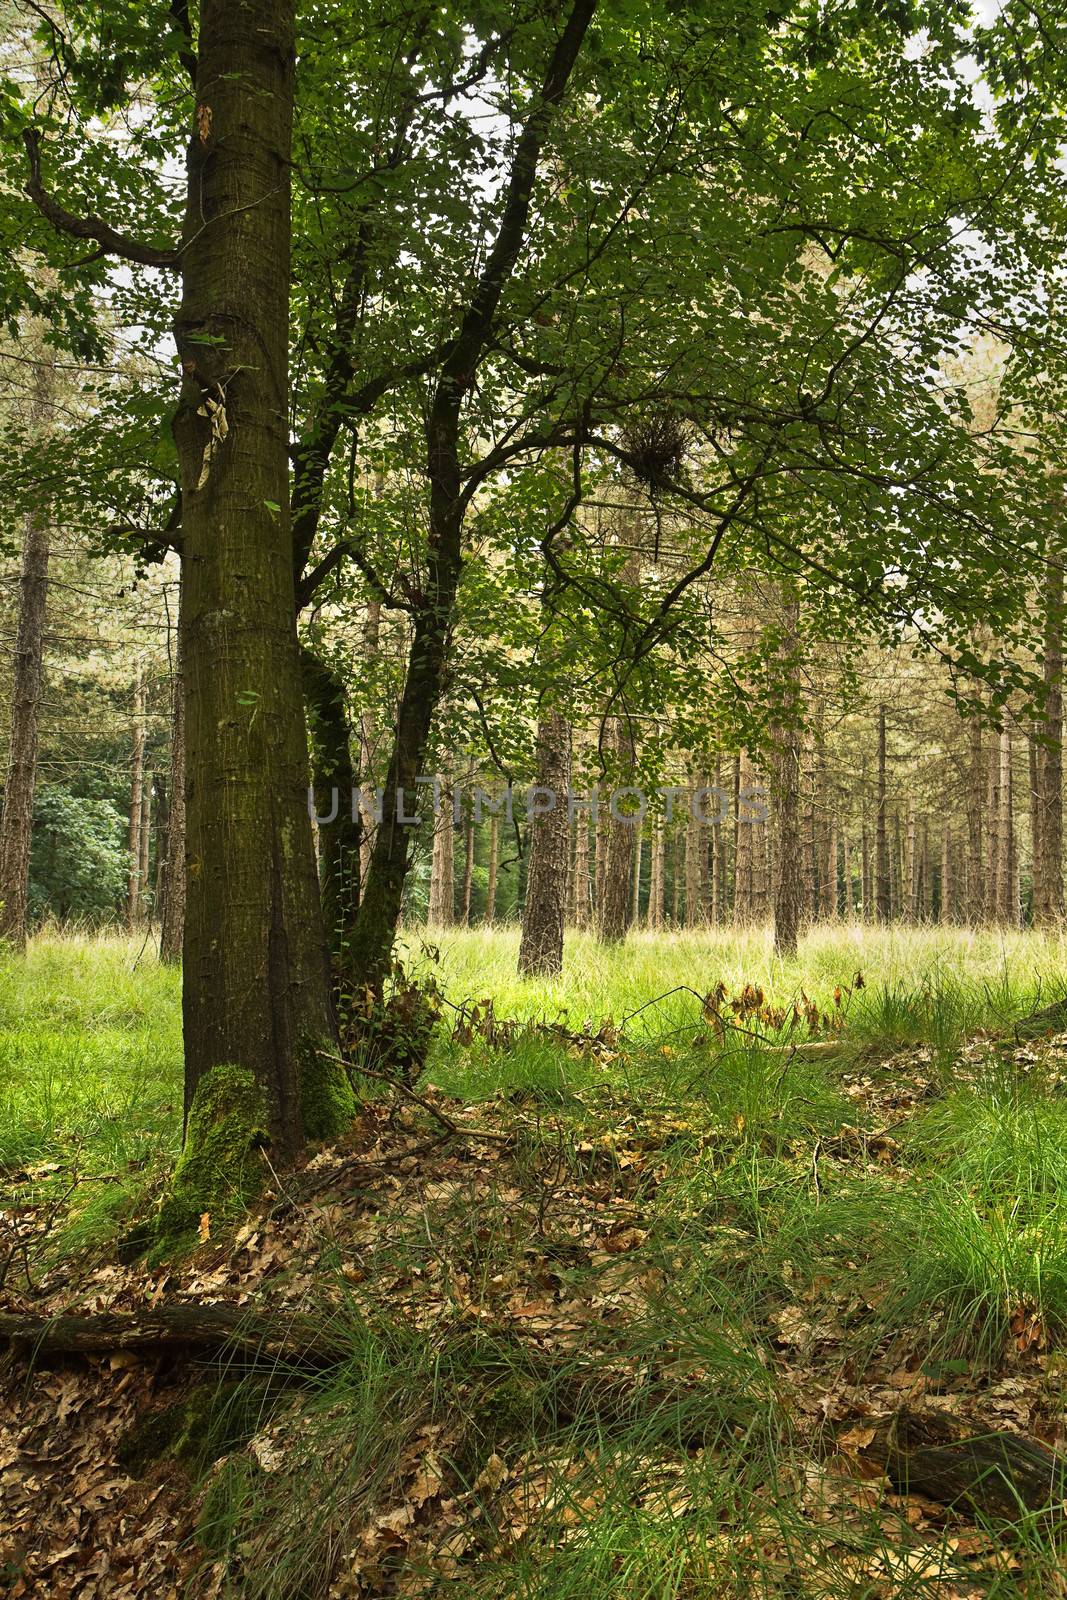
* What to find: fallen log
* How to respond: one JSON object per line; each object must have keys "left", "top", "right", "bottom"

{"left": 0, "top": 1304, "right": 349, "bottom": 1370}
{"left": 860, "top": 1407, "right": 1067, "bottom": 1521}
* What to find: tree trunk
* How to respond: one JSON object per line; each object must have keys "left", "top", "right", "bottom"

{"left": 597, "top": 717, "right": 635, "bottom": 944}
{"left": 519, "top": 708, "right": 571, "bottom": 975}
{"left": 941, "top": 828, "right": 953, "bottom": 924}
{"left": 906, "top": 806, "right": 918, "bottom": 922}
{"left": 647, "top": 821, "right": 664, "bottom": 930}
{"left": 0, "top": 351, "right": 52, "bottom": 951}
{"left": 126, "top": 671, "right": 145, "bottom": 930}
{"left": 171, "top": 0, "right": 344, "bottom": 1154}
{"left": 997, "top": 723, "right": 1014, "bottom": 924}
{"left": 358, "top": 598, "right": 381, "bottom": 891}
{"left": 685, "top": 772, "right": 704, "bottom": 927}
{"left": 966, "top": 716, "right": 983, "bottom": 925}
{"left": 139, "top": 769, "right": 152, "bottom": 914}
{"left": 303, "top": 645, "right": 361, "bottom": 968}
{"left": 428, "top": 783, "right": 455, "bottom": 926}
{"left": 1034, "top": 557, "right": 1064, "bottom": 924}
{"left": 875, "top": 705, "right": 890, "bottom": 921}
{"left": 461, "top": 813, "right": 475, "bottom": 925}
{"left": 346, "top": 0, "right": 595, "bottom": 986}
{"left": 485, "top": 812, "right": 499, "bottom": 925}
{"left": 160, "top": 604, "right": 186, "bottom": 963}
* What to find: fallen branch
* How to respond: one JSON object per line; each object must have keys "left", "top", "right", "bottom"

{"left": 0, "top": 1304, "right": 348, "bottom": 1369}
{"left": 857, "top": 1407, "right": 1067, "bottom": 1521}
{"left": 316, "top": 1051, "right": 512, "bottom": 1143}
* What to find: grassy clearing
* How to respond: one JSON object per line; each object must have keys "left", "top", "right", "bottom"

{"left": 5, "top": 924, "right": 1067, "bottom": 1597}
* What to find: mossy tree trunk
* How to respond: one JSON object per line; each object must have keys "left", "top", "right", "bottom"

{"left": 0, "top": 350, "right": 52, "bottom": 951}
{"left": 171, "top": 0, "right": 346, "bottom": 1158}
{"left": 160, "top": 593, "right": 186, "bottom": 963}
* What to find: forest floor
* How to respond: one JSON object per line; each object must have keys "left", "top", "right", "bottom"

{"left": 4, "top": 926, "right": 1067, "bottom": 1597}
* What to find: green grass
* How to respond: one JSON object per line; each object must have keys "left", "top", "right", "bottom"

{"left": 0, "top": 930, "right": 182, "bottom": 1255}
{"left": 6, "top": 922, "right": 1067, "bottom": 1597}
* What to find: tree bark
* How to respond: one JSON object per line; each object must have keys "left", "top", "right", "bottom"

{"left": 647, "top": 821, "right": 664, "bottom": 930}
{"left": 485, "top": 811, "right": 500, "bottom": 925}
{"left": 126, "top": 670, "right": 145, "bottom": 930}
{"left": 597, "top": 716, "right": 636, "bottom": 943}
{"left": 171, "top": 0, "right": 342, "bottom": 1154}
{"left": 997, "top": 723, "right": 1015, "bottom": 924}
{"left": 428, "top": 782, "right": 454, "bottom": 926}
{"left": 966, "top": 716, "right": 983, "bottom": 925}
{"left": 519, "top": 708, "right": 571, "bottom": 975}
{"left": 303, "top": 645, "right": 362, "bottom": 968}
{"left": 875, "top": 705, "right": 890, "bottom": 921}
{"left": 0, "top": 351, "right": 53, "bottom": 950}
{"left": 358, "top": 598, "right": 382, "bottom": 891}
{"left": 160, "top": 603, "right": 186, "bottom": 963}
{"left": 1034, "top": 556, "right": 1063, "bottom": 924}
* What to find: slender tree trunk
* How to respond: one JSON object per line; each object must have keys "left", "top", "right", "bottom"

{"left": 428, "top": 782, "right": 454, "bottom": 926}
{"left": 941, "top": 829, "right": 954, "bottom": 924}
{"left": 597, "top": 716, "right": 636, "bottom": 944}
{"left": 1034, "top": 557, "right": 1063, "bottom": 923}
{"left": 966, "top": 717, "right": 983, "bottom": 925}
{"left": 126, "top": 671, "right": 145, "bottom": 930}
{"left": 171, "top": 0, "right": 344, "bottom": 1151}
{"left": 358, "top": 598, "right": 381, "bottom": 891}
{"left": 485, "top": 812, "right": 499, "bottom": 925}
{"left": 685, "top": 772, "right": 704, "bottom": 928}
{"left": 519, "top": 709, "right": 571, "bottom": 974}
{"left": 906, "top": 806, "right": 918, "bottom": 923}
{"left": 0, "top": 351, "right": 53, "bottom": 950}
{"left": 875, "top": 706, "right": 890, "bottom": 921}
{"left": 160, "top": 604, "right": 186, "bottom": 963}
{"left": 890, "top": 813, "right": 902, "bottom": 919}
{"left": 631, "top": 820, "right": 643, "bottom": 925}
{"left": 347, "top": 0, "right": 595, "bottom": 985}
{"left": 648, "top": 821, "right": 664, "bottom": 930}
{"left": 985, "top": 741, "right": 1000, "bottom": 923}
{"left": 671, "top": 828, "right": 681, "bottom": 926}
{"left": 462, "top": 813, "right": 475, "bottom": 925}
{"left": 771, "top": 733, "right": 803, "bottom": 956}
{"left": 139, "top": 770, "right": 152, "bottom": 915}
{"left": 997, "top": 724, "right": 1014, "bottom": 924}
{"left": 303, "top": 646, "right": 361, "bottom": 968}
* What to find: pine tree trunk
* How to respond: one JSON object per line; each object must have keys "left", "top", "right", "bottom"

{"left": 997, "top": 724, "right": 1014, "bottom": 924}
{"left": 519, "top": 708, "right": 571, "bottom": 975}
{"left": 428, "top": 784, "right": 455, "bottom": 926}
{"left": 985, "top": 741, "right": 1000, "bottom": 923}
{"left": 671, "top": 828, "right": 681, "bottom": 926}
{"left": 597, "top": 717, "right": 635, "bottom": 944}
{"left": 966, "top": 717, "right": 983, "bottom": 925}
{"left": 160, "top": 606, "right": 186, "bottom": 964}
{"left": 906, "top": 806, "right": 918, "bottom": 923}
{"left": 875, "top": 706, "right": 890, "bottom": 921}
{"left": 685, "top": 772, "right": 704, "bottom": 928}
{"left": 485, "top": 812, "right": 499, "bottom": 925}
{"left": 171, "top": 0, "right": 343, "bottom": 1154}
{"left": 462, "top": 813, "right": 475, "bottom": 925}
{"left": 771, "top": 733, "right": 803, "bottom": 956}
{"left": 631, "top": 820, "right": 643, "bottom": 925}
{"left": 648, "top": 821, "right": 664, "bottom": 929}
{"left": 1034, "top": 557, "right": 1063, "bottom": 923}
{"left": 126, "top": 672, "right": 145, "bottom": 931}
{"left": 0, "top": 350, "right": 53, "bottom": 951}
{"left": 941, "top": 829, "right": 953, "bottom": 924}
{"left": 139, "top": 770, "right": 152, "bottom": 914}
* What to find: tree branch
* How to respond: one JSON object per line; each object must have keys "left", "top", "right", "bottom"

{"left": 23, "top": 129, "right": 180, "bottom": 271}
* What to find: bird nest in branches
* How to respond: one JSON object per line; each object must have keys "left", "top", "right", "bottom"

{"left": 620, "top": 413, "right": 690, "bottom": 486}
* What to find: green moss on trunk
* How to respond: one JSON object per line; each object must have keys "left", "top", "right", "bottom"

{"left": 298, "top": 1037, "right": 356, "bottom": 1140}
{"left": 155, "top": 1065, "right": 267, "bottom": 1251}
